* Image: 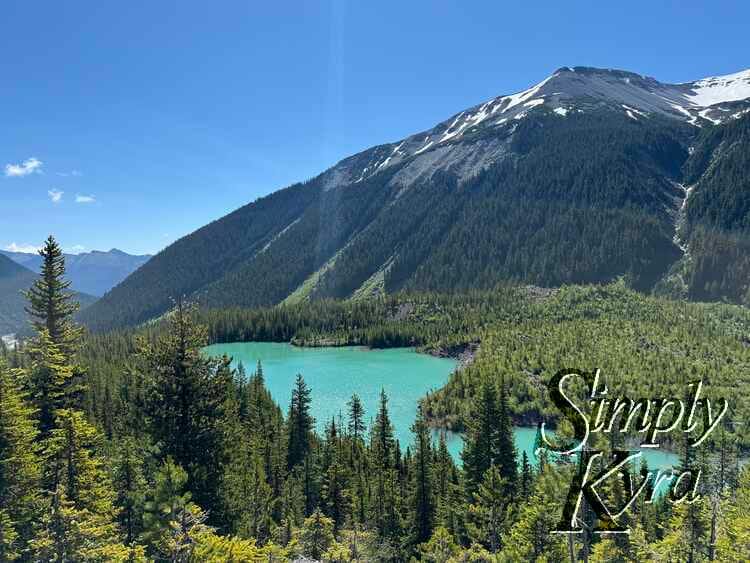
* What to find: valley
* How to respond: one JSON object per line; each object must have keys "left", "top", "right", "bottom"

{"left": 3, "top": 59, "right": 750, "bottom": 560}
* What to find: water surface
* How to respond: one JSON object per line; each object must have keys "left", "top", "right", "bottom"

{"left": 204, "top": 341, "right": 456, "bottom": 450}
{"left": 204, "top": 342, "right": 679, "bottom": 470}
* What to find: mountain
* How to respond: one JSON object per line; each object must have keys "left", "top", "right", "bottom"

{"left": 80, "top": 66, "right": 750, "bottom": 332}
{"left": 1, "top": 248, "right": 151, "bottom": 297}
{"left": 0, "top": 254, "right": 37, "bottom": 335}
{"left": 0, "top": 252, "right": 99, "bottom": 336}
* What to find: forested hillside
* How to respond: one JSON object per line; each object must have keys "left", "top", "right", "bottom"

{"left": 80, "top": 66, "right": 750, "bottom": 333}
{"left": 665, "top": 113, "right": 750, "bottom": 303}
{"left": 0, "top": 253, "right": 36, "bottom": 334}
{"left": 81, "top": 109, "right": 701, "bottom": 332}
{"left": 6, "top": 243, "right": 748, "bottom": 560}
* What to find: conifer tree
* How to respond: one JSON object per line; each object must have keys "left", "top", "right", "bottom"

{"left": 141, "top": 457, "right": 194, "bottom": 552}
{"left": 0, "top": 361, "right": 42, "bottom": 558}
{"left": 220, "top": 399, "right": 273, "bottom": 542}
{"left": 502, "top": 465, "right": 569, "bottom": 561}
{"left": 112, "top": 436, "right": 148, "bottom": 546}
{"left": 520, "top": 450, "right": 533, "bottom": 501}
{"left": 461, "top": 380, "right": 499, "bottom": 497}
{"left": 287, "top": 374, "right": 314, "bottom": 470}
{"left": 433, "top": 433, "right": 455, "bottom": 531}
{"left": 716, "top": 465, "right": 750, "bottom": 561}
{"left": 467, "top": 464, "right": 508, "bottom": 553}
{"left": 24, "top": 239, "right": 85, "bottom": 436}
{"left": 420, "top": 526, "right": 459, "bottom": 562}
{"left": 33, "top": 409, "right": 127, "bottom": 561}
{"left": 43, "top": 409, "right": 119, "bottom": 520}
{"left": 0, "top": 509, "right": 20, "bottom": 562}
{"left": 24, "top": 236, "right": 83, "bottom": 359}
{"left": 26, "top": 331, "right": 81, "bottom": 437}
{"left": 495, "top": 378, "right": 517, "bottom": 497}
{"left": 140, "top": 301, "right": 232, "bottom": 510}
{"left": 347, "top": 393, "right": 365, "bottom": 440}
{"left": 300, "top": 508, "right": 334, "bottom": 560}
{"left": 409, "top": 406, "right": 435, "bottom": 547}
{"left": 372, "top": 389, "right": 395, "bottom": 466}
{"left": 370, "top": 389, "right": 401, "bottom": 539}
{"left": 30, "top": 486, "right": 137, "bottom": 562}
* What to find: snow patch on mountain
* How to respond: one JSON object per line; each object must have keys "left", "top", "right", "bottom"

{"left": 498, "top": 75, "right": 553, "bottom": 114}
{"left": 686, "top": 69, "right": 750, "bottom": 107}
{"left": 335, "top": 66, "right": 750, "bottom": 188}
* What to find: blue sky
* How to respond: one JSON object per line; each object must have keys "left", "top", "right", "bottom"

{"left": 2, "top": 1, "right": 749, "bottom": 255}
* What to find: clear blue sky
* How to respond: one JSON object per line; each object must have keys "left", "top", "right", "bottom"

{"left": 2, "top": 1, "right": 748, "bottom": 255}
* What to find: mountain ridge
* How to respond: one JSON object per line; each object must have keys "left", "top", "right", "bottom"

{"left": 1, "top": 248, "right": 151, "bottom": 297}
{"left": 79, "top": 65, "right": 750, "bottom": 332}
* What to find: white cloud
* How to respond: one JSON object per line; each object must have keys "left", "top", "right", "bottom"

{"left": 67, "top": 244, "right": 86, "bottom": 253}
{"left": 75, "top": 194, "right": 95, "bottom": 204}
{"left": 4, "top": 157, "right": 43, "bottom": 177}
{"left": 56, "top": 170, "right": 83, "bottom": 177}
{"left": 3, "top": 242, "right": 41, "bottom": 253}
{"left": 48, "top": 189, "right": 64, "bottom": 203}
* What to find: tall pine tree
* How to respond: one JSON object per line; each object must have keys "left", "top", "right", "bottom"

{"left": 24, "top": 236, "right": 83, "bottom": 359}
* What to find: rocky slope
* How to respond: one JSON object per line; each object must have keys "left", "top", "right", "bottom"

{"left": 80, "top": 66, "right": 750, "bottom": 332}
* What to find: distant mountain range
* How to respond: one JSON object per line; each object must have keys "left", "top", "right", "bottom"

{"left": 1, "top": 248, "right": 150, "bottom": 297}
{"left": 0, "top": 248, "right": 149, "bottom": 336}
{"left": 0, "top": 253, "right": 98, "bottom": 336}
{"left": 78, "top": 66, "right": 750, "bottom": 332}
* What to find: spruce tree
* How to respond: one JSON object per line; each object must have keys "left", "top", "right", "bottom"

{"left": 24, "top": 239, "right": 85, "bottom": 435}
{"left": 24, "top": 236, "right": 83, "bottom": 359}
{"left": 347, "top": 393, "right": 365, "bottom": 440}
{"left": 30, "top": 486, "right": 135, "bottom": 562}
{"left": 26, "top": 331, "right": 80, "bottom": 437}
{"left": 141, "top": 457, "right": 194, "bottom": 552}
{"left": 371, "top": 388, "right": 395, "bottom": 467}
{"left": 219, "top": 393, "right": 273, "bottom": 540}
{"left": 0, "top": 361, "right": 42, "bottom": 558}
{"left": 287, "top": 374, "right": 314, "bottom": 470}
{"left": 43, "top": 409, "right": 119, "bottom": 520}
{"left": 495, "top": 377, "right": 517, "bottom": 497}
{"left": 409, "top": 406, "right": 435, "bottom": 547}
{"left": 112, "top": 436, "right": 148, "bottom": 546}
{"left": 140, "top": 301, "right": 232, "bottom": 510}
{"left": 33, "top": 409, "right": 127, "bottom": 561}
{"left": 467, "top": 464, "right": 509, "bottom": 553}
{"left": 300, "top": 508, "right": 334, "bottom": 560}
{"left": 461, "top": 380, "right": 499, "bottom": 497}
{"left": 370, "top": 389, "right": 399, "bottom": 538}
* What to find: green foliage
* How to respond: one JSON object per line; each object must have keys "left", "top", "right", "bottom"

{"left": 139, "top": 300, "right": 234, "bottom": 509}
{"left": 141, "top": 457, "right": 193, "bottom": 549}
{"left": 8, "top": 250, "right": 750, "bottom": 561}
{"left": 410, "top": 407, "right": 436, "bottom": 547}
{"left": 24, "top": 236, "right": 84, "bottom": 358}
{"left": 717, "top": 465, "right": 750, "bottom": 561}
{"left": 29, "top": 486, "right": 134, "bottom": 563}
{"left": 80, "top": 111, "right": 750, "bottom": 334}
{"left": 0, "top": 361, "right": 42, "bottom": 559}
{"left": 287, "top": 374, "right": 314, "bottom": 470}
{"left": 300, "top": 508, "right": 335, "bottom": 560}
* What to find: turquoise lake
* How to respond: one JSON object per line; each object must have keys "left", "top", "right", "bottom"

{"left": 203, "top": 342, "right": 679, "bottom": 470}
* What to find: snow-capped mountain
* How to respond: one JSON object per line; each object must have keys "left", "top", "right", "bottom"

{"left": 330, "top": 67, "right": 750, "bottom": 187}
{"left": 81, "top": 66, "right": 750, "bottom": 331}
